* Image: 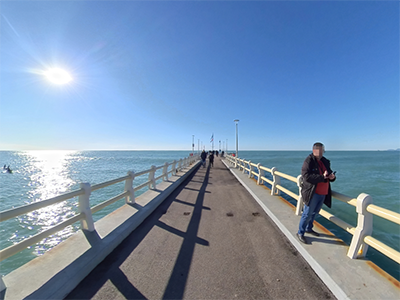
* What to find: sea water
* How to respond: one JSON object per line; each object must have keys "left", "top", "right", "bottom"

{"left": 0, "top": 150, "right": 399, "bottom": 279}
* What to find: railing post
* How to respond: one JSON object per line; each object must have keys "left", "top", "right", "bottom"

{"left": 125, "top": 171, "right": 135, "bottom": 204}
{"left": 248, "top": 161, "right": 252, "bottom": 178}
{"left": 347, "top": 193, "right": 373, "bottom": 259}
{"left": 296, "top": 175, "right": 303, "bottom": 216}
{"left": 163, "top": 162, "right": 169, "bottom": 181}
{"left": 242, "top": 160, "right": 246, "bottom": 174}
{"left": 183, "top": 157, "right": 187, "bottom": 168}
{"left": 178, "top": 159, "right": 182, "bottom": 171}
{"left": 148, "top": 165, "right": 157, "bottom": 189}
{"left": 172, "top": 160, "right": 177, "bottom": 175}
{"left": 257, "top": 163, "right": 264, "bottom": 185}
{"left": 235, "top": 156, "right": 238, "bottom": 168}
{"left": 78, "top": 183, "right": 95, "bottom": 232}
{"left": 271, "top": 167, "right": 281, "bottom": 196}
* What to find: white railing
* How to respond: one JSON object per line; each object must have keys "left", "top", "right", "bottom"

{"left": 0, "top": 155, "right": 199, "bottom": 262}
{"left": 225, "top": 155, "right": 400, "bottom": 264}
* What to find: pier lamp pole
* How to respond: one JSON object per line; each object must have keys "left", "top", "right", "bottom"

{"left": 192, "top": 135, "right": 194, "bottom": 155}
{"left": 234, "top": 119, "right": 239, "bottom": 158}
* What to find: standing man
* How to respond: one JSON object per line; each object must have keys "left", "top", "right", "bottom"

{"left": 209, "top": 151, "right": 214, "bottom": 167}
{"left": 297, "top": 142, "right": 336, "bottom": 244}
{"left": 200, "top": 150, "right": 207, "bottom": 168}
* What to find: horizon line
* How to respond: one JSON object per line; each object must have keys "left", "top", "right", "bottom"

{"left": 0, "top": 149, "right": 398, "bottom": 152}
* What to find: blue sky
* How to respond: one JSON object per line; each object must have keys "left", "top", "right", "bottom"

{"left": 0, "top": 0, "right": 398, "bottom": 151}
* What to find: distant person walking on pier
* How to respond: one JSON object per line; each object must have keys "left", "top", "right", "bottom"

{"left": 297, "top": 142, "right": 336, "bottom": 244}
{"left": 209, "top": 151, "right": 214, "bottom": 167}
{"left": 201, "top": 150, "right": 207, "bottom": 168}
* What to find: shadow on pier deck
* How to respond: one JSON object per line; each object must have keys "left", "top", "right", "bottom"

{"left": 66, "top": 157, "right": 335, "bottom": 300}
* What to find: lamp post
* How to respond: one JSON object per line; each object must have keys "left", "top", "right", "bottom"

{"left": 192, "top": 135, "right": 194, "bottom": 155}
{"left": 234, "top": 119, "right": 239, "bottom": 158}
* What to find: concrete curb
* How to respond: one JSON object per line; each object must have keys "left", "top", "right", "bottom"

{"left": 2, "top": 161, "right": 200, "bottom": 300}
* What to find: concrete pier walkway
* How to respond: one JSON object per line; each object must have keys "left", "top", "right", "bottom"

{"left": 67, "top": 157, "right": 335, "bottom": 300}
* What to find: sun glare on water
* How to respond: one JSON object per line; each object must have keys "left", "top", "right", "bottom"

{"left": 17, "top": 150, "right": 78, "bottom": 255}
{"left": 43, "top": 68, "right": 73, "bottom": 84}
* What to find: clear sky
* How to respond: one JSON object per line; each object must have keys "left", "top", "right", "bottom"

{"left": 0, "top": 0, "right": 399, "bottom": 151}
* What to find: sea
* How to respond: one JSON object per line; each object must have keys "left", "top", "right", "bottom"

{"left": 0, "top": 150, "right": 399, "bottom": 280}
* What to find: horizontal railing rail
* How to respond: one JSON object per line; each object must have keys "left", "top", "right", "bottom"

{"left": 0, "top": 189, "right": 85, "bottom": 222}
{"left": 0, "top": 155, "right": 199, "bottom": 262}
{"left": 225, "top": 154, "right": 400, "bottom": 265}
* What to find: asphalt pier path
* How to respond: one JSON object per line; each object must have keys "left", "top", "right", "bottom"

{"left": 66, "top": 157, "right": 335, "bottom": 300}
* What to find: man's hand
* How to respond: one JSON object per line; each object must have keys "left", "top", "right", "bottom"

{"left": 324, "top": 171, "right": 335, "bottom": 180}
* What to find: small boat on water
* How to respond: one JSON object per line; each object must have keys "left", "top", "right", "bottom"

{"left": 3, "top": 165, "right": 12, "bottom": 173}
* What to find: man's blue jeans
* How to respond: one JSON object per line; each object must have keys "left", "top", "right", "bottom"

{"left": 298, "top": 193, "right": 326, "bottom": 235}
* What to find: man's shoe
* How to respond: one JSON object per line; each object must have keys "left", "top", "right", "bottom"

{"left": 296, "top": 233, "right": 307, "bottom": 244}
{"left": 306, "top": 229, "right": 320, "bottom": 237}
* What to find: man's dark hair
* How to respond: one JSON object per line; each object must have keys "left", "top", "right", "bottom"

{"left": 313, "top": 142, "right": 324, "bottom": 148}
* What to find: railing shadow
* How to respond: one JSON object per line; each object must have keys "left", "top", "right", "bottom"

{"left": 162, "top": 163, "right": 211, "bottom": 299}
{"left": 65, "top": 163, "right": 210, "bottom": 300}
{"left": 307, "top": 235, "right": 348, "bottom": 246}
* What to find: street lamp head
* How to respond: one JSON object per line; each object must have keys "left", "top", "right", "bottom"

{"left": 234, "top": 119, "right": 239, "bottom": 123}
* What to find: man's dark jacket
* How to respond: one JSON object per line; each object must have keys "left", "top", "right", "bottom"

{"left": 301, "top": 154, "right": 335, "bottom": 208}
{"left": 200, "top": 151, "right": 207, "bottom": 160}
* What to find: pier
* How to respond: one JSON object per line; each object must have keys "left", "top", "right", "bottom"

{"left": 1, "top": 155, "right": 399, "bottom": 299}
{"left": 66, "top": 157, "right": 334, "bottom": 300}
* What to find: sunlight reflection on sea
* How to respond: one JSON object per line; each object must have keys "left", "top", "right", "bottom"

{"left": 16, "top": 151, "right": 79, "bottom": 255}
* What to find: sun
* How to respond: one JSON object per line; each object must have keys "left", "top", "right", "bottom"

{"left": 44, "top": 68, "right": 73, "bottom": 84}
